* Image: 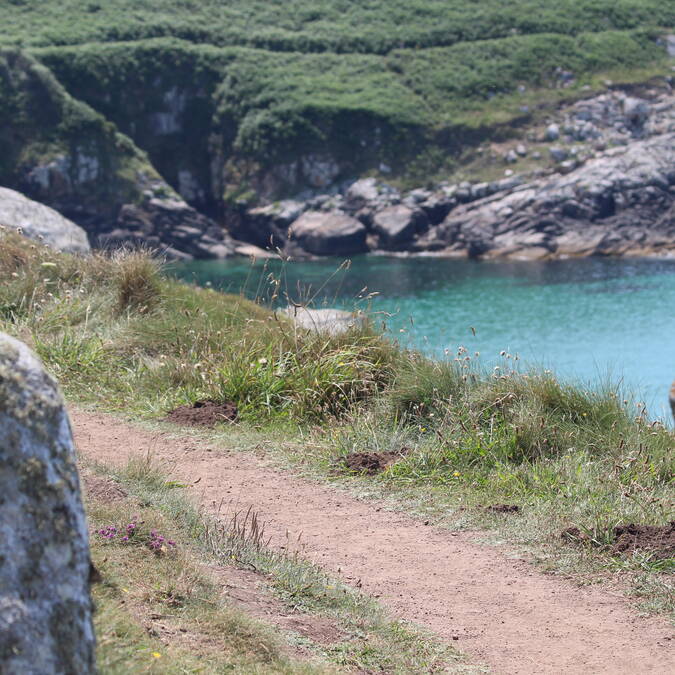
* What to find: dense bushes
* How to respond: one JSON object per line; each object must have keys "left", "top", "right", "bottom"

{"left": 2, "top": 1, "right": 674, "bottom": 54}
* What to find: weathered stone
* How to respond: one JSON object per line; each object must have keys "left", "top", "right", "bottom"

{"left": 113, "top": 197, "right": 236, "bottom": 259}
{"left": 0, "top": 187, "right": 90, "bottom": 254}
{"left": 433, "top": 133, "right": 675, "bottom": 259}
{"left": 0, "top": 333, "right": 95, "bottom": 674}
{"left": 545, "top": 123, "right": 560, "bottom": 141}
{"left": 372, "top": 205, "right": 427, "bottom": 249}
{"left": 288, "top": 211, "right": 367, "bottom": 256}
{"left": 345, "top": 178, "right": 380, "bottom": 210}
{"left": 623, "top": 97, "right": 650, "bottom": 131}
{"left": 549, "top": 146, "right": 569, "bottom": 162}
{"left": 235, "top": 200, "right": 305, "bottom": 249}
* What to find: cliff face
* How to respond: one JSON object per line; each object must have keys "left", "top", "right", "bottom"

{"left": 0, "top": 50, "right": 234, "bottom": 260}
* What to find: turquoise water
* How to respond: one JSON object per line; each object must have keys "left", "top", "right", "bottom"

{"left": 173, "top": 255, "right": 675, "bottom": 422}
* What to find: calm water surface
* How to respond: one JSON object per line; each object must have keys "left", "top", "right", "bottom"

{"left": 173, "top": 255, "right": 675, "bottom": 421}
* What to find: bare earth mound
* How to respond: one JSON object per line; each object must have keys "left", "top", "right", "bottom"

{"left": 71, "top": 409, "right": 675, "bottom": 675}
{"left": 340, "top": 450, "right": 403, "bottom": 475}
{"left": 611, "top": 522, "right": 675, "bottom": 561}
{"left": 166, "top": 400, "right": 238, "bottom": 427}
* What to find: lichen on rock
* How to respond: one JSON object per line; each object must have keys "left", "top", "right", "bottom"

{"left": 0, "top": 333, "right": 96, "bottom": 674}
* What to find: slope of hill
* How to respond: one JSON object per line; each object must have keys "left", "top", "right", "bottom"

{"left": 0, "top": 1, "right": 672, "bottom": 249}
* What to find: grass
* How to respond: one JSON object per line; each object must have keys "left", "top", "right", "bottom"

{"left": 2, "top": 232, "right": 673, "bottom": 622}
{"left": 85, "top": 454, "right": 466, "bottom": 673}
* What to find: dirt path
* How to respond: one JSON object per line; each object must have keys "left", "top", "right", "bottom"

{"left": 71, "top": 409, "right": 674, "bottom": 674}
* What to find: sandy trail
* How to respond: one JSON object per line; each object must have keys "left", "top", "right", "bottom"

{"left": 72, "top": 409, "right": 674, "bottom": 674}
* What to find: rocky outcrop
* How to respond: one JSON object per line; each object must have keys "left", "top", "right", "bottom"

{"left": 423, "top": 133, "right": 675, "bottom": 259}
{"left": 0, "top": 187, "right": 90, "bottom": 254}
{"left": 372, "top": 205, "right": 428, "bottom": 250}
{"left": 282, "top": 307, "right": 361, "bottom": 335}
{"left": 228, "top": 88, "right": 675, "bottom": 260}
{"left": 288, "top": 211, "right": 368, "bottom": 256}
{"left": 0, "top": 49, "right": 234, "bottom": 261}
{"left": 97, "top": 196, "right": 237, "bottom": 260}
{"left": 0, "top": 333, "right": 95, "bottom": 674}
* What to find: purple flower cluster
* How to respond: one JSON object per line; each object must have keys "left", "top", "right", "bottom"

{"left": 147, "top": 529, "right": 176, "bottom": 553}
{"left": 95, "top": 516, "right": 176, "bottom": 556}
{"left": 97, "top": 525, "right": 117, "bottom": 539}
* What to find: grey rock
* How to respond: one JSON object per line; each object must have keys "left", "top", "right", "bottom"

{"left": 112, "top": 197, "right": 235, "bottom": 259}
{"left": 666, "top": 35, "right": 675, "bottom": 58}
{"left": 372, "top": 205, "right": 426, "bottom": 249}
{"left": 515, "top": 144, "right": 528, "bottom": 157}
{"left": 419, "top": 193, "right": 456, "bottom": 225}
{"left": 288, "top": 211, "right": 367, "bottom": 256}
{"left": 623, "top": 97, "right": 650, "bottom": 131}
{"left": 549, "top": 146, "right": 569, "bottom": 162}
{"left": 282, "top": 307, "right": 361, "bottom": 335}
{"left": 505, "top": 149, "right": 519, "bottom": 163}
{"left": 237, "top": 200, "right": 305, "bottom": 249}
{"left": 0, "top": 333, "right": 96, "bottom": 674}
{"left": 0, "top": 187, "right": 90, "bottom": 254}
{"left": 433, "top": 133, "right": 675, "bottom": 259}
{"left": 545, "top": 123, "right": 560, "bottom": 141}
{"left": 345, "top": 178, "right": 380, "bottom": 210}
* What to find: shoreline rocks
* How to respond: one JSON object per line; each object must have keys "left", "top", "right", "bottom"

{"left": 231, "top": 89, "right": 675, "bottom": 261}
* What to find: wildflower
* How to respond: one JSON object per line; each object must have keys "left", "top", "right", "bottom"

{"left": 453, "top": 471, "right": 461, "bottom": 477}
{"left": 151, "top": 652, "right": 162, "bottom": 659}
{"left": 258, "top": 357, "right": 268, "bottom": 365}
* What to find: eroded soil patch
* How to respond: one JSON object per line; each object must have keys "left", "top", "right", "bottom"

{"left": 339, "top": 448, "right": 409, "bottom": 475}
{"left": 486, "top": 504, "right": 520, "bottom": 514}
{"left": 82, "top": 472, "right": 128, "bottom": 504}
{"left": 611, "top": 522, "right": 675, "bottom": 561}
{"left": 209, "top": 565, "right": 345, "bottom": 646}
{"left": 166, "top": 400, "right": 238, "bottom": 427}
{"left": 563, "top": 521, "right": 675, "bottom": 561}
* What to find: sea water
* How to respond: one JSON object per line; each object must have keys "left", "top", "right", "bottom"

{"left": 173, "top": 255, "right": 675, "bottom": 422}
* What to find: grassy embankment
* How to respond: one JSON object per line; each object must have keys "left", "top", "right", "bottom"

{"left": 1, "top": 232, "right": 672, "bottom": 625}
{"left": 1, "top": 1, "right": 673, "bottom": 203}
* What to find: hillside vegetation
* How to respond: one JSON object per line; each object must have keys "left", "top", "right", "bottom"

{"left": 0, "top": 1, "right": 672, "bottom": 212}
{"left": 2, "top": 1, "right": 674, "bottom": 53}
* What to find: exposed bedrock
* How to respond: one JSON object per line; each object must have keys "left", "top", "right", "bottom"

{"left": 232, "top": 89, "right": 675, "bottom": 260}
{"left": 0, "top": 49, "right": 236, "bottom": 261}
{"left": 426, "top": 133, "right": 675, "bottom": 260}
{"left": 0, "top": 333, "right": 96, "bottom": 674}
{"left": 237, "top": 133, "right": 675, "bottom": 260}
